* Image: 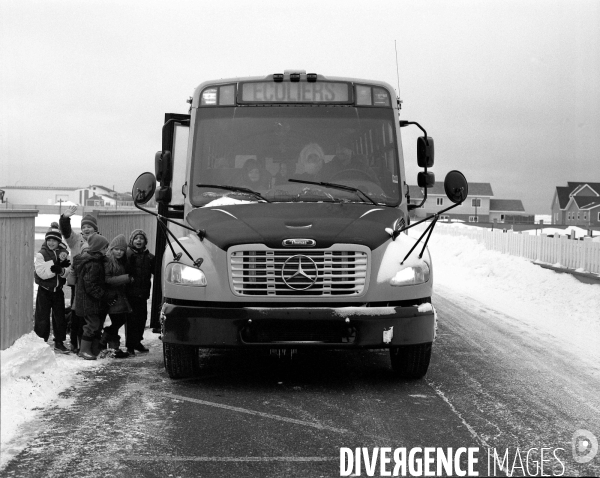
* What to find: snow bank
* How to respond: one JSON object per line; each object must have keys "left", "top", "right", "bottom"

{"left": 416, "top": 228, "right": 600, "bottom": 368}
{"left": 0, "top": 332, "right": 105, "bottom": 468}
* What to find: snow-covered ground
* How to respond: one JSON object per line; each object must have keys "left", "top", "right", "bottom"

{"left": 421, "top": 227, "right": 600, "bottom": 371}
{"left": 1, "top": 220, "right": 598, "bottom": 469}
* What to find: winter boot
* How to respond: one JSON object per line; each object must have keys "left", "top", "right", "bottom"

{"left": 79, "top": 338, "right": 97, "bottom": 360}
{"left": 91, "top": 337, "right": 102, "bottom": 357}
{"left": 108, "top": 338, "right": 129, "bottom": 358}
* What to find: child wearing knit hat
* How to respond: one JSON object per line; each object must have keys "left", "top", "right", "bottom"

{"left": 100, "top": 234, "right": 134, "bottom": 358}
{"left": 34, "top": 226, "right": 72, "bottom": 353}
{"left": 72, "top": 234, "right": 109, "bottom": 360}
{"left": 125, "top": 229, "right": 155, "bottom": 354}
{"left": 58, "top": 205, "right": 99, "bottom": 352}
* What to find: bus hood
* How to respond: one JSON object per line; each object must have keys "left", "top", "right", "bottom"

{"left": 186, "top": 203, "right": 406, "bottom": 250}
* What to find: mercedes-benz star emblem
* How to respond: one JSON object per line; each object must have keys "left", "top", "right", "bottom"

{"left": 281, "top": 255, "right": 318, "bottom": 290}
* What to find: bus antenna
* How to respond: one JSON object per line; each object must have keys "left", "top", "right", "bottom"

{"left": 394, "top": 40, "right": 402, "bottom": 109}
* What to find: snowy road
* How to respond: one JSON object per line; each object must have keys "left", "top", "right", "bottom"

{"left": 2, "top": 287, "right": 599, "bottom": 477}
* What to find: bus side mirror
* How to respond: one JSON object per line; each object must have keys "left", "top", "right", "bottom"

{"left": 132, "top": 172, "right": 157, "bottom": 205}
{"left": 444, "top": 170, "right": 468, "bottom": 203}
{"left": 155, "top": 151, "right": 173, "bottom": 184}
{"left": 417, "top": 136, "right": 434, "bottom": 168}
{"left": 417, "top": 171, "right": 435, "bottom": 188}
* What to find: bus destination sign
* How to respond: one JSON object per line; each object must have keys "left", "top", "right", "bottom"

{"left": 241, "top": 81, "right": 350, "bottom": 104}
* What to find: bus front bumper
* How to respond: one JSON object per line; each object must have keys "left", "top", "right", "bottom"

{"left": 160, "top": 302, "right": 435, "bottom": 348}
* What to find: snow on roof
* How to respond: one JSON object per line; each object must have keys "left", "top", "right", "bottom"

{"left": 571, "top": 196, "right": 600, "bottom": 210}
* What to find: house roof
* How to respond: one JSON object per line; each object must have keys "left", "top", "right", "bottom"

{"left": 490, "top": 199, "right": 525, "bottom": 212}
{"left": 571, "top": 196, "right": 600, "bottom": 210}
{"left": 407, "top": 182, "right": 493, "bottom": 199}
{"left": 87, "top": 194, "right": 104, "bottom": 201}
{"left": 554, "top": 182, "right": 600, "bottom": 210}
{"left": 88, "top": 185, "right": 115, "bottom": 192}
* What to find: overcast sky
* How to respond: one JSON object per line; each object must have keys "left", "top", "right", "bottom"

{"left": 1, "top": 0, "right": 598, "bottom": 213}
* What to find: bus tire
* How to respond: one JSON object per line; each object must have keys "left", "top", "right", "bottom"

{"left": 389, "top": 342, "right": 432, "bottom": 379}
{"left": 163, "top": 342, "right": 199, "bottom": 379}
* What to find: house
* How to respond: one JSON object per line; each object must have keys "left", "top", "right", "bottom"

{"left": 551, "top": 182, "right": 600, "bottom": 227}
{"left": 408, "top": 182, "right": 494, "bottom": 222}
{"left": 489, "top": 199, "right": 533, "bottom": 224}
{"left": 76, "top": 185, "right": 116, "bottom": 205}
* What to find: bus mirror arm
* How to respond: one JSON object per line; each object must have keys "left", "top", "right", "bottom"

{"left": 396, "top": 200, "right": 463, "bottom": 264}
{"left": 134, "top": 199, "right": 206, "bottom": 265}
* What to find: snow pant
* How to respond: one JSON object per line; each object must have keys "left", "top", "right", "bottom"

{"left": 103, "top": 313, "right": 128, "bottom": 345}
{"left": 67, "top": 286, "right": 83, "bottom": 346}
{"left": 34, "top": 287, "right": 66, "bottom": 343}
{"left": 82, "top": 313, "right": 103, "bottom": 341}
{"left": 126, "top": 297, "right": 147, "bottom": 348}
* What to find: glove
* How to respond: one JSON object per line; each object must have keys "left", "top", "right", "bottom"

{"left": 60, "top": 259, "right": 71, "bottom": 268}
{"left": 50, "top": 264, "right": 62, "bottom": 274}
{"left": 107, "top": 298, "right": 118, "bottom": 307}
{"left": 129, "top": 276, "right": 135, "bottom": 283}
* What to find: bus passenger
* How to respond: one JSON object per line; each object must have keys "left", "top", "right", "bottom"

{"left": 294, "top": 143, "right": 325, "bottom": 181}
{"left": 241, "top": 158, "right": 270, "bottom": 190}
{"left": 322, "top": 141, "right": 371, "bottom": 180}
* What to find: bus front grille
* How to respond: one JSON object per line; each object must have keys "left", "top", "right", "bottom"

{"left": 229, "top": 247, "right": 369, "bottom": 296}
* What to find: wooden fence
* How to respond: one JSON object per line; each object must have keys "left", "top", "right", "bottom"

{"left": 436, "top": 225, "right": 600, "bottom": 274}
{"left": 95, "top": 210, "right": 158, "bottom": 255}
{"left": 1, "top": 209, "right": 161, "bottom": 350}
{"left": 1, "top": 210, "right": 38, "bottom": 350}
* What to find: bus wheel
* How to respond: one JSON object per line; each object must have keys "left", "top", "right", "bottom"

{"left": 389, "top": 343, "right": 432, "bottom": 379}
{"left": 163, "top": 342, "right": 199, "bottom": 379}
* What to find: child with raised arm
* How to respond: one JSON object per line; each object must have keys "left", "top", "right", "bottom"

{"left": 59, "top": 205, "right": 98, "bottom": 352}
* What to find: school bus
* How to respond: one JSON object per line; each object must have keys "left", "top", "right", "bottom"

{"left": 132, "top": 70, "right": 468, "bottom": 379}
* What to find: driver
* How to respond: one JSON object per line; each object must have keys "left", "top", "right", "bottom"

{"left": 322, "top": 141, "right": 366, "bottom": 179}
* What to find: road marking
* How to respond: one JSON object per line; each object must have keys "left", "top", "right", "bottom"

{"left": 100, "top": 455, "right": 337, "bottom": 462}
{"left": 426, "top": 379, "right": 490, "bottom": 448}
{"left": 158, "top": 391, "right": 349, "bottom": 434}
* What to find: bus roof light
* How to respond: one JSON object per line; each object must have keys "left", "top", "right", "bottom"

{"left": 200, "top": 88, "right": 217, "bottom": 105}
{"left": 273, "top": 73, "right": 284, "bottom": 82}
{"left": 290, "top": 73, "right": 301, "bottom": 82}
{"left": 307, "top": 73, "right": 317, "bottom": 82}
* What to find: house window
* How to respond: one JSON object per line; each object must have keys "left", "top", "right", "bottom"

{"left": 583, "top": 213, "right": 587, "bottom": 220}
{"left": 469, "top": 216, "right": 479, "bottom": 223}
{"left": 471, "top": 198, "right": 481, "bottom": 207}
{"left": 439, "top": 215, "right": 449, "bottom": 221}
{"left": 598, "top": 212, "right": 600, "bottom": 221}
{"left": 577, "top": 212, "right": 580, "bottom": 220}
{"left": 500, "top": 214, "right": 505, "bottom": 221}
{"left": 436, "top": 198, "right": 444, "bottom": 206}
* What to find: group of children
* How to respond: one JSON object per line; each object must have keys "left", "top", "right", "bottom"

{"left": 33, "top": 205, "right": 155, "bottom": 360}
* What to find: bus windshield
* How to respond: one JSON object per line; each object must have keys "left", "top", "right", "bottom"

{"left": 190, "top": 106, "right": 401, "bottom": 207}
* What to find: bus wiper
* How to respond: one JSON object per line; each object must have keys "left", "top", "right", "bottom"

{"left": 196, "top": 184, "right": 271, "bottom": 203}
{"left": 288, "top": 179, "right": 377, "bottom": 205}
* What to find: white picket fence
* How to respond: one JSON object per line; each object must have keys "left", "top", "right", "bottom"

{"left": 435, "top": 225, "right": 600, "bottom": 274}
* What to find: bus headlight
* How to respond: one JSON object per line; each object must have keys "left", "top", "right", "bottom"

{"left": 390, "top": 262, "right": 430, "bottom": 286}
{"left": 166, "top": 263, "right": 207, "bottom": 287}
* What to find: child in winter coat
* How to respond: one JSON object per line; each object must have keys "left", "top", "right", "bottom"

{"left": 101, "top": 234, "right": 134, "bottom": 358}
{"left": 73, "top": 234, "right": 109, "bottom": 360}
{"left": 125, "top": 229, "right": 155, "bottom": 355}
{"left": 59, "top": 206, "right": 98, "bottom": 352}
{"left": 34, "top": 226, "right": 72, "bottom": 353}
